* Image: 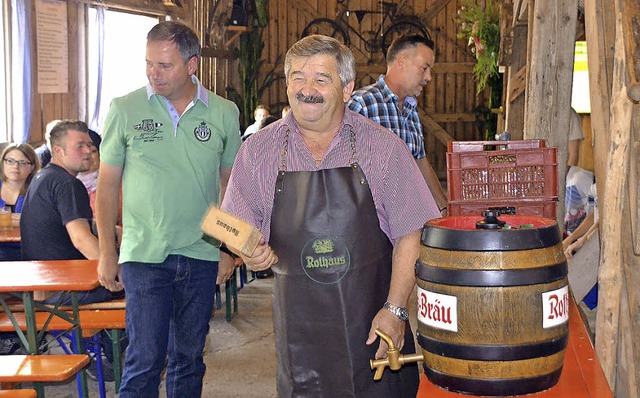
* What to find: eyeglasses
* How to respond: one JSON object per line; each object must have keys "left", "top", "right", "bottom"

{"left": 3, "top": 158, "right": 33, "bottom": 167}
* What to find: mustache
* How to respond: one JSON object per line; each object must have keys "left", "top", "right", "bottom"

{"left": 296, "top": 92, "right": 324, "bottom": 104}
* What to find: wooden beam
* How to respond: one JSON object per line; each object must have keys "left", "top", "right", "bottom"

{"left": 423, "top": 0, "right": 455, "bottom": 22}
{"left": 508, "top": 65, "right": 526, "bottom": 100}
{"left": 595, "top": 6, "right": 633, "bottom": 389}
{"left": 224, "top": 25, "right": 250, "bottom": 48}
{"left": 513, "top": 0, "right": 528, "bottom": 25}
{"left": 417, "top": 108, "right": 456, "bottom": 145}
{"left": 620, "top": 0, "right": 640, "bottom": 101}
{"left": 430, "top": 113, "right": 477, "bottom": 123}
{"left": 77, "top": 0, "right": 185, "bottom": 18}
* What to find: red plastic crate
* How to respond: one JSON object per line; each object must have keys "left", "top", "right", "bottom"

{"left": 446, "top": 140, "right": 558, "bottom": 218}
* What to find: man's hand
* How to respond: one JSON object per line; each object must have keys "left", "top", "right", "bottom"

{"left": 366, "top": 308, "right": 406, "bottom": 359}
{"left": 98, "top": 253, "right": 124, "bottom": 292}
{"left": 242, "top": 238, "right": 278, "bottom": 271}
{"left": 216, "top": 252, "right": 236, "bottom": 284}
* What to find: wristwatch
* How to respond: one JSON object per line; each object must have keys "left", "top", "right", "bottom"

{"left": 383, "top": 301, "right": 409, "bottom": 322}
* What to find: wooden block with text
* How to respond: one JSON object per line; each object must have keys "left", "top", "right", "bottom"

{"left": 201, "top": 207, "right": 263, "bottom": 257}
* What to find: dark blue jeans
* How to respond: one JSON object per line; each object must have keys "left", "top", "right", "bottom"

{"left": 118, "top": 255, "right": 217, "bottom": 398}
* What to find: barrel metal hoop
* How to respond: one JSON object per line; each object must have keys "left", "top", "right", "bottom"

{"left": 423, "top": 364, "right": 563, "bottom": 396}
{"left": 415, "top": 261, "right": 568, "bottom": 286}
{"left": 417, "top": 333, "right": 568, "bottom": 361}
{"left": 421, "top": 224, "right": 562, "bottom": 251}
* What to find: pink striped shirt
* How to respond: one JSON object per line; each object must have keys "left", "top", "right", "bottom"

{"left": 221, "top": 109, "right": 440, "bottom": 242}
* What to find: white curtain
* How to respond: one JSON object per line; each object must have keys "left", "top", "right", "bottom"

{"left": 89, "top": 6, "right": 105, "bottom": 131}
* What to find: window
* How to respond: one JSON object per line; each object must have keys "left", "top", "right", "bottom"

{"left": 571, "top": 41, "right": 590, "bottom": 114}
{"left": 87, "top": 8, "right": 158, "bottom": 131}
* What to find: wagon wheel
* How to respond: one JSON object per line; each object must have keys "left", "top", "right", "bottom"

{"left": 381, "top": 19, "right": 430, "bottom": 58}
{"left": 301, "top": 18, "right": 350, "bottom": 46}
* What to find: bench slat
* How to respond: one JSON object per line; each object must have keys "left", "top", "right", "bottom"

{"left": 5, "top": 298, "right": 126, "bottom": 312}
{"left": 0, "top": 355, "right": 89, "bottom": 382}
{"left": 0, "top": 389, "right": 37, "bottom": 397}
{"left": 0, "top": 309, "right": 126, "bottom": 332}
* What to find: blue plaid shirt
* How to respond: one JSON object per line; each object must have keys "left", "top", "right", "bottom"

{"left": 347, "top": 75, "right": 426, "bottom": 159}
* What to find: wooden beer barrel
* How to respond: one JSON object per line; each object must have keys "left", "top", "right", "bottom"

{"left": 416, "top": 215, "right": 569, "bottom": 396}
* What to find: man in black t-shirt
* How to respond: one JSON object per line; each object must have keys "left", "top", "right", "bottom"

{"left": 21, "top": 120, "right": 123, "bottom": 304}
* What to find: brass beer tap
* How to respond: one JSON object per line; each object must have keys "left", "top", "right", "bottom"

{"left": 370, "top": 329, "right": 424, "bottom": 380}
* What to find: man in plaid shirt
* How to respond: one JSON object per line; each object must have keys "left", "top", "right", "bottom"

{"left": 347, "top": 34, "right": 448, "bottom": 211}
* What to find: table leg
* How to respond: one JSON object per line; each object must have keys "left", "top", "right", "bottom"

{"left": 0, "top": 295, "right": 30, "bottom": 354}
{"left": 70, "top": 292, "right": 89, "bottom": 398}
{"left": 110, "top": 329, "right": 123, "bottom": 392}
{"left": 20, "top": 292, "right": 38, "bottom": 354}
{"left": 21, "top": 292, "right": 45, "bottom": 397}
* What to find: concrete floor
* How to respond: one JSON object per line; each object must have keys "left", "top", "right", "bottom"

{"left": 30, "top": 276, "right": 278, "bottom": 398}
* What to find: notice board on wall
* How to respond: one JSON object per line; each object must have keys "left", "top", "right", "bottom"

{"left": 36, "top": 0, "right": 68, "bottom": 94}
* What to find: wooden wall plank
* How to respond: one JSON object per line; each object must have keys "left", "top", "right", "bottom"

{"left": 524, "top": 0, "right": 578, "bottom": 221}
{"left": 505, "top": 21, "right": 527, "bottom": 141}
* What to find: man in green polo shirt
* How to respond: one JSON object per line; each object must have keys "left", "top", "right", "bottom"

{"left": 96, "top": 21, "right": 241, "bottom": 397}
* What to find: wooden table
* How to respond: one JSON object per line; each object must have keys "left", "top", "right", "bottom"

{"left": 0, "top": 260, "right": 100, "bottom": 397}
{"left": 416, "top": 296, "right": 612, "bottom": 397}
{"left": 0, "top": 226, "right": 20, "bottom": 243}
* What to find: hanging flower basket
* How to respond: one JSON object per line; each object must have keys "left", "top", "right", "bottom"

{"left": 456, "top": 0, "right": 501, "bottom": 93}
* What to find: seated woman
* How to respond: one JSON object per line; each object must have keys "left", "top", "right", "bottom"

{"left": 0, "top": 143, "right": 39, "bottom": 260}
{"left": 77, "top": 130, "right": 123, "bottom": 226}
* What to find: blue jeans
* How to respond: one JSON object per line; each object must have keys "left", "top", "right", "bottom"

{"left": 118, "top": 255, "right": 217, "bottom": 398}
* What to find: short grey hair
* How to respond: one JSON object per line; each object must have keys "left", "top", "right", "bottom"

{"left": 285, "top": 35, "right": 355, "bottom": 88}
{"left": 147, "top": 21, "right": 200, "bottom": 63}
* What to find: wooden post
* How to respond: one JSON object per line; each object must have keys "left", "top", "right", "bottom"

{"left": 584, "top": 0, "right": 616, "bottom": 212}
{"left": 620, "top": 203, "right": 640, "bottom": 397}
{"left": 595, "top": 5, "right": 633, "bottom": 389}
{"left": 523, "top": 0, "right": 578, "bottom": 223}
{"left": 631, "top": 111, "right": 640, "bottom": 255}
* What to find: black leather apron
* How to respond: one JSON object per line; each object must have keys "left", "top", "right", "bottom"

{"left": 269, "top": 129, "right": 419, "bottom": 397}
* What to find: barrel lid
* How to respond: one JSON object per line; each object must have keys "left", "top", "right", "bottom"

{"left": 421, "top": 215, "right": 562, "bottom": 251}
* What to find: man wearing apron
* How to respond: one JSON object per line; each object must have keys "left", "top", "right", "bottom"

{"left": 221, "top": 35, "right": 440, "bottom": 397}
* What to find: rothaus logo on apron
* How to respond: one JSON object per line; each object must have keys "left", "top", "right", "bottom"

{"left": 300, "top": 237, "right": 350, "bottom": 284}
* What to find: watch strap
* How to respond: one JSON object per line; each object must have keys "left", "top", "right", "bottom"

{"left": 383, "top": 301, "right": 409, "bottom": 321}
